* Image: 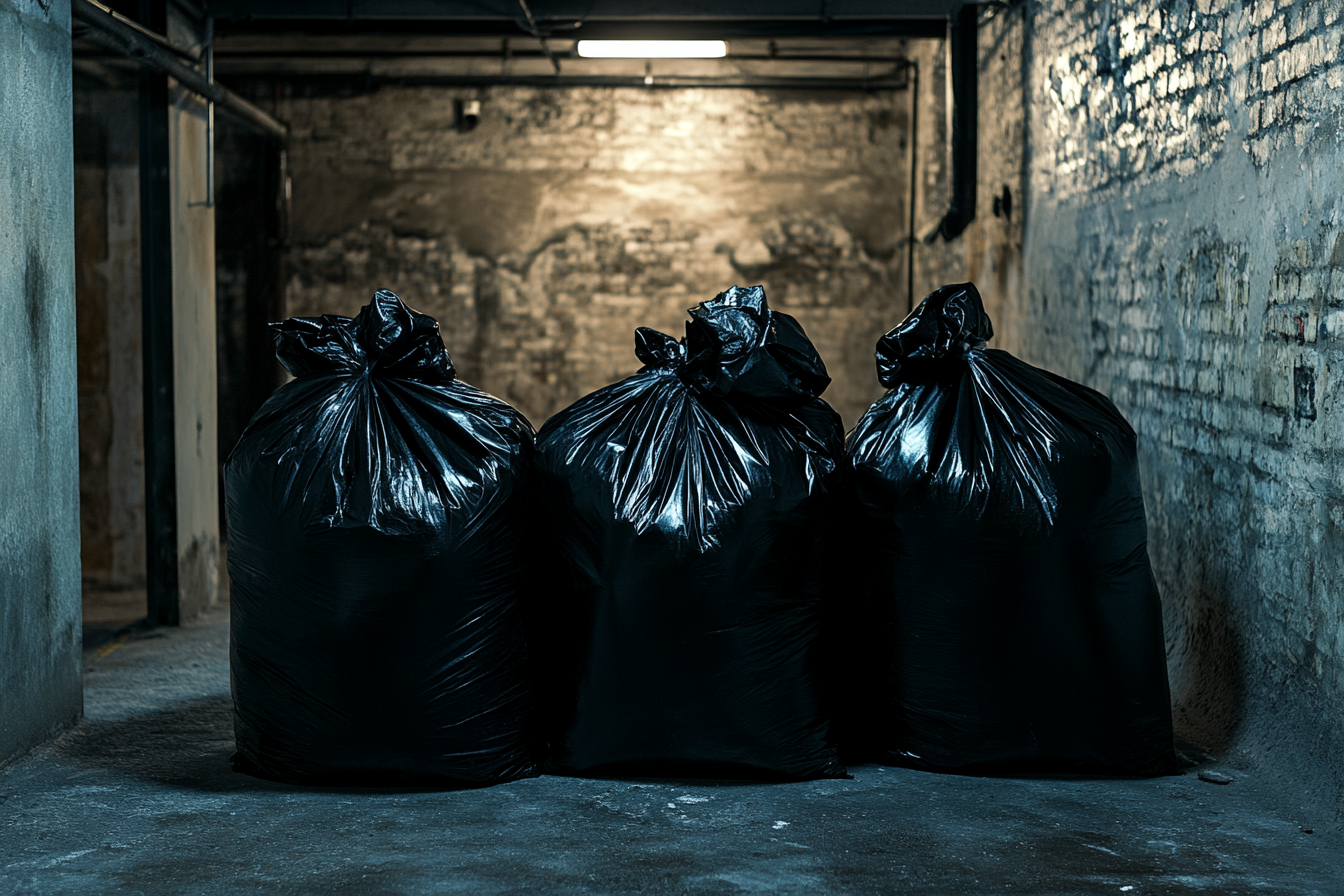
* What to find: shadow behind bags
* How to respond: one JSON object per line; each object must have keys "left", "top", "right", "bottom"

{"left": 533, "top": 286, "right": 847, "bottom": 781}
{"left": 845, "top": 283, "right": 1177, "bottom": 775}
{"left": 225, "top": 290, "right": 537, "bottom": 786}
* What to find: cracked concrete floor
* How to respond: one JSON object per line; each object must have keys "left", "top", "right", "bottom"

{"left": 2, "top": 606, "right": 1340, "bottom": 895}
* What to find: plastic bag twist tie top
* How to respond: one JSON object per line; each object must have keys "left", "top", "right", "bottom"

{"left": 632, "top": 285, "right": 830, "bottom": 401}
{"left": 633, "top": 327, "right": 687, "bottom": 369}
{"left": 876, "top": 282, "right": 993, "bottom": 388}
{"left": 271, "top": 289, "right": 456, "bottom": 385}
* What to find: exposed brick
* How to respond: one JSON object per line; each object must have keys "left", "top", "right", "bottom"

{"left": 977, "top": 2, "right": 1344, "bottom": 806}
{"left": 270, "top": 69, "right": 948, "bottom": 429}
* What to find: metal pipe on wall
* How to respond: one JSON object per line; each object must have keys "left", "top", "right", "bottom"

{"left": 927, "top": 3, "right": 978, "bottom": 243}
{"left": 205, "top": 14, "right": 214, "bottom": 208}
{"left": 136, "top": 0, "right": 179, "bottom": 626}
{"left": 908, "top": 58, "right": 919, "bottom": 312}
{"left": 73, "top": 0, "right": 288, "bottom": 142}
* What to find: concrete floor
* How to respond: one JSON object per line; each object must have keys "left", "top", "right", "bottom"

{"left": 2, "top": 607, "right": 1340, "bottom": 896}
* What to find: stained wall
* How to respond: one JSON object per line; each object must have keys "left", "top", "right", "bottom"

{"left": 973, "top": 0, "right": 1344, "bottom": 820}
{"left": 74, "top": 85, "right": 144, "bottom": 595}
{"left": 266, "top": 42, "right": 951, "bottom": 429}
{"left": 0, "top": 0, "right": 83, "bottom": 765}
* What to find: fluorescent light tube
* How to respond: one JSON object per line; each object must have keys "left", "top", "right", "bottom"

{"left": 576, "top": 40, "right": 728, "bottom": 59}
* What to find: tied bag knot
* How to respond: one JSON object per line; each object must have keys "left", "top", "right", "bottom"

{"left": 272, "top": 288, "right": 456, "bottom": 385}
{"left": 876, "top": 282, "right": 993, "bottom": 387}
{"left": 633, "top": 285, "right": 831, "bottom": 401}
{"left": 633, "top": 326, "right": 687, "bottom": 369}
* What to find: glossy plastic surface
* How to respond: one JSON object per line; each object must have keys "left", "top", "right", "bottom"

{"left": 846, "top": 283, "right": 1177, "bottom": 776}
{"left": 533, "top": 286, "right": 848, "bottom": 780}
{"left": 225, "top": 290, "right": 538, "bottom": 786}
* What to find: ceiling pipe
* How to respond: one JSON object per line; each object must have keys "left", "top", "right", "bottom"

{"left": 198, "top": 72, "right": 911, "bottom": 91}
{"left": 72, "top": 0, "right": 289, "bottom": 142}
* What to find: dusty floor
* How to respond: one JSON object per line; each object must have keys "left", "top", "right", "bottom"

{"left": 1, "top": 607, "right": 1340, "bottom": 895}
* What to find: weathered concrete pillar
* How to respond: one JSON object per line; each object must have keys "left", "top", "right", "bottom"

{"left": 139, "top": 2, "right": 221, "bottom": 625}
{"left": 0, "top": 0, "right": 83, "bottom": 764}
{"left": 167, "top": 5, "right": 221, "bottom": 621}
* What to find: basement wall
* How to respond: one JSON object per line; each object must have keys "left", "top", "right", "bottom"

{"left": 0, "top": 0, "right": 83, "bottom": 766}
{"left": 74, "top": 84, "right": 144, "bottom": 595}
{"left": 71, "top": 8, "right": 224, "bottom": 627}
{"left": 974, "top": 0, "right": 1344, "bottom": 820}
{"left": 264, "top": 43, "right": 951, "bottom": 429}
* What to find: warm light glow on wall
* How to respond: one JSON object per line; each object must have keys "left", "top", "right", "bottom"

{"left": 576, "top": 40, "right": 728, "bottom": 59}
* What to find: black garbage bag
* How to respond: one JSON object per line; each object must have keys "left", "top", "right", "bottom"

{"left": 225, "top": 289, "right": 538, "bottom": 786}
{"left": 845, "top": 282, "right": 1177, "bottom": 775}
{"left": 533, "top": 285, "right": 848, "bottom": 780}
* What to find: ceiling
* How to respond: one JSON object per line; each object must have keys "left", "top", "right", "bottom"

{"left": 207, "top": 0, "right": 972, "bottom": 38}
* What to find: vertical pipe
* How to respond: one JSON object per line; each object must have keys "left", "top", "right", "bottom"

{"left": 138, "top": 0, "right": 179, "bottom": 625}
{"left": 953, "top": 4, "right": 979, "bottom": 225}
{"left": 907, "top": 59, "right": 919, "bottom": 313}
{"left": 929, "top": 5, "right": 979, "bottom": 242}
{"left": 205, "top": 15, "right": 214, "bottom": 208}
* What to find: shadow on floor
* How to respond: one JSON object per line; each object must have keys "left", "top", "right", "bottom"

{"left": 55, "top": 695, "right": 525, "bottom": 796}
{"left": 54, "top": 690, "right": 840, "bottom": 798}
{"left": 56, "top": 695, "right": 266, "bottom": 793}
{"left": 1166, "top": 566, "right": 1247, "bottom": 759}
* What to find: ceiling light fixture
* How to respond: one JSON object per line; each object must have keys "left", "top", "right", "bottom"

{"left": 576, "top": 40, "right": 728, "bottom": 59}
